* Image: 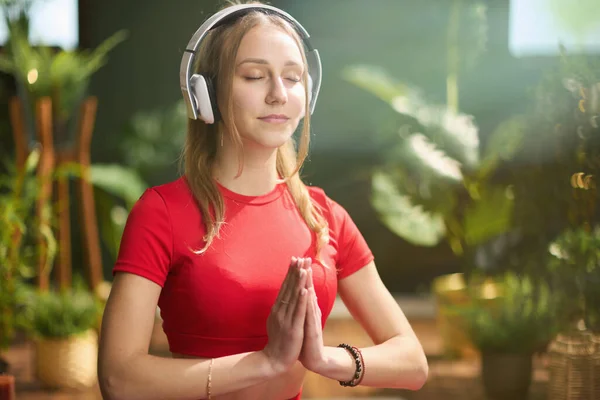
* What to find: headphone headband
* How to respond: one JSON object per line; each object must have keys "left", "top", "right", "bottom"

{"left": 180, "top": 4, "right": 322, "bottom": 121}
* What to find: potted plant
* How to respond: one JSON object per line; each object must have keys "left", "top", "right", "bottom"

{"left": 0, "top": 148, "right": 57, "bottom": 374}
{"left": 548, "top": 226, "right": 600, "bottom": 332}
{"left": 342, "top": 65, "right": 526, "bottom": 357}
{"left": 0, "top": 1, "right": 127, "bottom": 145}
{"left": 456, "top": 272, "right": 561, "bottom": 400}
{"left": 544, "top": 226, "right": 600, "bottom": 400}
{"left": 20, "top": 279, "right": 102, "bottom": 390}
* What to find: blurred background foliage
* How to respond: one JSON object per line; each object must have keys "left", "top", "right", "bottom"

{"left": 1, "top": 0, "right": 599, "bottom": 295}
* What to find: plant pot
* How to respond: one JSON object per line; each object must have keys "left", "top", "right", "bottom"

{"left": 481, "top": 352, "right": 533, "bottom": 400}
{"left": 0, "top": 374, "right": 16, "bottom": 400}
{"left": 433, "top": 273, "right": 474, "bottom": 358}
{"left": 547, "top": 330, "right": 598, "bottom": 400}
{"left": 35, "top": 328, "right": 98, "bottom": 390}
{"left": 434, "top": 273, "right": 501, "bottom": 359}
{"left": 593, "top": 334, "right": 600, "bottom": 400}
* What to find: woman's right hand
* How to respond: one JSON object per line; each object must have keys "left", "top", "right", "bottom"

{"left": 262, "top": 257, "right": 309, "bottom": 375}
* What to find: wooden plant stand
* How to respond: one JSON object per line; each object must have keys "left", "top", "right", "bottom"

{"left": 8, "top": 96, "right": 104, "bottom": 292}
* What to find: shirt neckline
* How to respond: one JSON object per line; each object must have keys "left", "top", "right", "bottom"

{"left": 215, "top": 179, "right": 285, "bottom": 205}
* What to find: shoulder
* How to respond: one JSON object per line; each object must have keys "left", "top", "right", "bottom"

{"left": 306, "top": 185, "right": 349, "bottom": 227}
{"left": 150, "top": 176, "right": 193, "bottom": 205}
{"left": 133, "top": 176, "right": 194, "bottom": 214}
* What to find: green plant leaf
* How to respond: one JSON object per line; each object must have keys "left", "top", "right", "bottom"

{"left": 341, "top": 64, "right": 411, "bottom": 104}
{"left": 371, "top": 169, "right": 446, "bottom": 246}
{"left": 89, "top": 164, "right": 147, "bottom": 209}
{"left": 479, "top": 114, "right": 527, "bottom": 179}
{"left": 463, "top": 185, "right": 514, "bottom": 247}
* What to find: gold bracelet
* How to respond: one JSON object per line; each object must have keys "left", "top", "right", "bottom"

{"left": 207, "top": 358, "right": 214, "bottom": 399}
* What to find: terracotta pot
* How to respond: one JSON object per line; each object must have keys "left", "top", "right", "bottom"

{"left": 35, "top": 329, "right": 98, "bottom": 390}
{"left": 0, "top": 374, "right": 16, "bottom": 400}
{"left": 481, "top": 352, "right": 533, "bottom": 400}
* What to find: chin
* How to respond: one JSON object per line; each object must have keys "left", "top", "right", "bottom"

{"left": 245, "top": 126, "right": 297, "bottom": 149}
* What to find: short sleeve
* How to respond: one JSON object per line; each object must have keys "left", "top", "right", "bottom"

{"left": 112, "top": 188, "right": 173, "bottom": 287}
{"left": 329, "top": 198, "right": 375, "bottom": 280}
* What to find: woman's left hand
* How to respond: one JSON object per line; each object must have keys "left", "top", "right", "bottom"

{"left": 298, "top": 258, "right": 326, "bottom": 372}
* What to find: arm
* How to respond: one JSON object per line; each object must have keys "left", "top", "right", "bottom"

{"left": 313, "top": 261, "right": 428, "bottom": 390}
{"left": 98, "top": 272, "right": 279, "bottom": 400}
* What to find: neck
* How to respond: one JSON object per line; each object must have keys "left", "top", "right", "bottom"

{"left": 213, "top": 137, "right": 279, "bottom": 196}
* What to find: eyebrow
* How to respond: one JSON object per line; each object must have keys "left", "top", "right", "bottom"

{"left": 237, "top": 58, "right": 301, "bottom": 67}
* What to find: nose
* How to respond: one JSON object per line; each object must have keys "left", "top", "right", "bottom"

{"left": 265, "top": 77, "right": 287, "bottom": 105}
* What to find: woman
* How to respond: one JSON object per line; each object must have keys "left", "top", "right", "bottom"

{"left": 98, "top": 2, "right": 428, "bottom": 399}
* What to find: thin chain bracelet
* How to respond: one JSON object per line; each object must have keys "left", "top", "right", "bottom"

{"left": 207, "top": 358, "right": 214, "bottom": 399}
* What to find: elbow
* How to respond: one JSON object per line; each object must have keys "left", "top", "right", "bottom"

{"left": 408, "top": 344, "right": 429, "bottom": 391}
{"left": 408, "top": 353, "right": 429, "bottom": 391}
{"left": 98, "top": 358, "right": 135, "bottom": 400}
{"left": 394, "top": 338, "right": 429, "bottom": 391}
{"left": 98, "top": 373, "right": 121, "bottom": 400}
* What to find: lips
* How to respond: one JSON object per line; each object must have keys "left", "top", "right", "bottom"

{"left": 258, "top": 114, "right": 289, "bottom": 123}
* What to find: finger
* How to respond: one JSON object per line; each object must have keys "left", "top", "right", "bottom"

{"left": 305, "top": 259, "right": 314, "bottom": 290}
{"left": 304, "top": 287, "right": 315, "bottom": 330}
{"left": 280, "top": 258, "right": 303, "bottom": 311}
{"left": 314, "top": 290, "right": 322, "bottom": 324}
{"left": 273, "top": 258, "right": 298, "bottom": 311}
{"left": 286, "top": 267, "right": 307, "bottom": 321}
{"left": 303, "top": 287, "right": 320, "bottom": 332}
{"left": 293, "top": 285, "right": 309, "bottom": 330}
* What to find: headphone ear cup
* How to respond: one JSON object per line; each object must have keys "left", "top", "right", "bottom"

{"left": 204, "top": 76, "right": 221, "bottom": 123}
{"left": 190, "top": 74, "right": 215, "bottom": 124}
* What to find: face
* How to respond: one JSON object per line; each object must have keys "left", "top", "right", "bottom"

{"left": 230, "top": 23, "right": 307, "bottom": 149}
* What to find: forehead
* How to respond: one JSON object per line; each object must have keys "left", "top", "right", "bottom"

{"left": 235, "top": 24, "right": 303, "bottom": 64}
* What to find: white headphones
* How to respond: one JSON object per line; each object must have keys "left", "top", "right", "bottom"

{"left": 179, "top": 4, "right": 322, "bottom": 124}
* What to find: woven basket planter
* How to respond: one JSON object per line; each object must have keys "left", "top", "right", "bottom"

{"left": 35, "top": 328, "right": 98, "bottom": 390}
{"left": 548, "top": 330, "right": 598, "bottom": 400}
{"left": 593, "top": 334, "right": 600, "bottom": 400}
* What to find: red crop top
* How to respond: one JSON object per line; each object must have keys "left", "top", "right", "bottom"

{"left": 113, "top": 176, "right": 374, "bottom": 359}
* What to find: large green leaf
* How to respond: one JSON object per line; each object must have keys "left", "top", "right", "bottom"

{"left": 371, "top": 170, "right": 446, "bottom": 246}
{"left": 478, "top": 114, "right": 527, "bottom": 179}
{"left": 89, "top": 164, "right": 147, "bottom": 209}
{"left": 463, "top": 185, "right": 514, "bottom": 247}
{"left": 341, "top": 65, "right": 411, "bottom": 104}
{"left": 343, "top": 65, "right": 481, "bottom": 169}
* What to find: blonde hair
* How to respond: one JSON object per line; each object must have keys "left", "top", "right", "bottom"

{"left": 181, "top": 1, "right": 329, "bottom": 260}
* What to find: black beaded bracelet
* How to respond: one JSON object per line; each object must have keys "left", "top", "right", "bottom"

{"left": 337, "top": 343, "right": 363, "bottom": 387}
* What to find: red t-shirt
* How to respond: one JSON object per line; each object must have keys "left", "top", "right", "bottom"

{"left": 113, "top": 176, "right": 374, "bottom": 359}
